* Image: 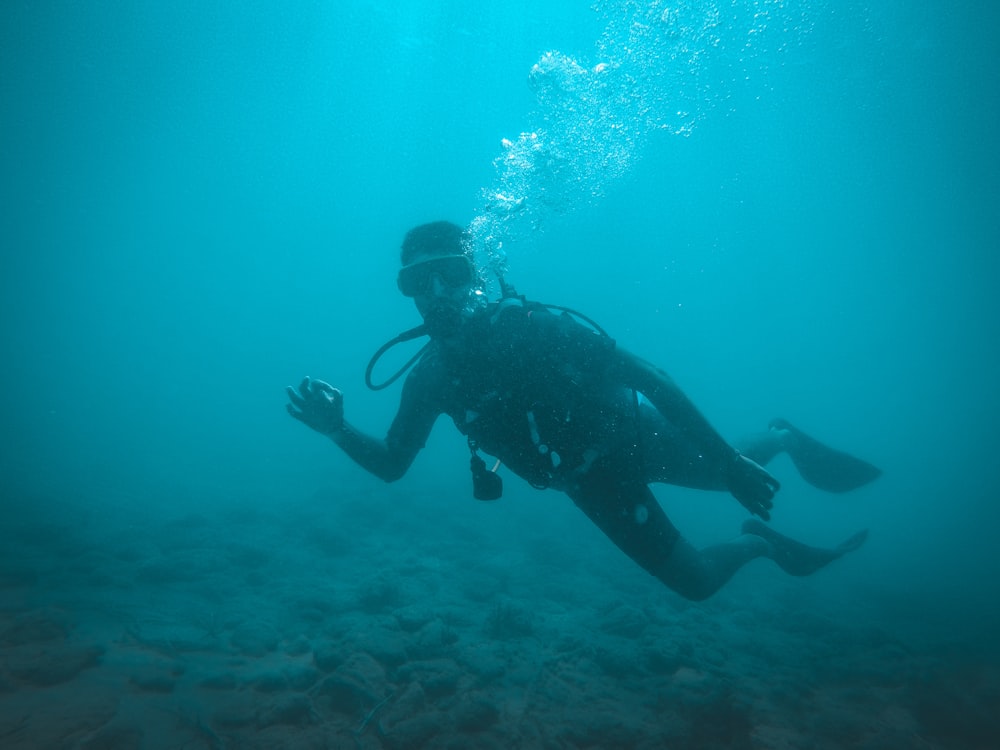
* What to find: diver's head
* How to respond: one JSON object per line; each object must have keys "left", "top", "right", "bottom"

{"left": 398, "top": 221, "right": 483, "bottom": 338}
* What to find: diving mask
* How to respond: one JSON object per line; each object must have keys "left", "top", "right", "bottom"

{"left": 397, "top": 254, "right": 476, "bottom": 297}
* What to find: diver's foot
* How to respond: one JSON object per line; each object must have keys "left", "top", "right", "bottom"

{"left": 767, "top": 418, "right": 882, "bottom": 493}
{"left": 742, "top": 519, "right": 868, "bottom": 577}
{"left": 768, "top": 420, "right": 791, "bottom": 439}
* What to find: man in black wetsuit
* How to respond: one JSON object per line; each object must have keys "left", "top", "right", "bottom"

{"left": 286, "top": 221, "right": 879, "bottom": 600}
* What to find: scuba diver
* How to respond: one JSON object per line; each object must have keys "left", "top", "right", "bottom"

{"left": 286, "top": 221, "right": 880, "bottom": 601}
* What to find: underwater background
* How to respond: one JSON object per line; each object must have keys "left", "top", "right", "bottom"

{"left": 2, "top": 1, "right": 998, "bottom": 748}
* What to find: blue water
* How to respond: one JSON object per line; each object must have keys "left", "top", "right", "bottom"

{"left": 2, "top": 1, "right": 998, "bottom": 747}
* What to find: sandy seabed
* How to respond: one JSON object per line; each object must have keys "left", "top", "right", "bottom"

{"left": 1, "top": 481, "right": 996, "bottom": 750}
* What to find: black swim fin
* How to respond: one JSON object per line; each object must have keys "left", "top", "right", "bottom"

{"left": 743, "top": 518, "right": 868, "bottom": 576}
{"left": 770, "top": 418, "right": 881, "bottom": 493}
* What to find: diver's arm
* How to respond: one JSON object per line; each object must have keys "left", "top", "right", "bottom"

{"left": 329, "top": 416, "right": 427, "bottom": 483}
{"left": 286, "top": 376, "right": 437, "bottom": 483}
{"left": 611, "top": 348, "right": 779, "bottom": 518}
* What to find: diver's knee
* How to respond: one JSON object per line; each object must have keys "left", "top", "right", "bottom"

{"left": 669, "top": 579, "right": 715, "bottom": 602}
{"left": 657, "top": 553, "right": 716, "bottom": 601}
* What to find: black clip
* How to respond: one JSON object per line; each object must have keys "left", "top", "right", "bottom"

{"left": 469, "top": 440, "right": 503, "bottom": 501}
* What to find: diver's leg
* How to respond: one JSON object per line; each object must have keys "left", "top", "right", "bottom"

{"left": 568, "top": 459, "right": 869, "bottom": 599}
{"left": 733, "top": 427, "right": 787, "bottom": 467}
{"left": 658, "top": 536, "right": 771, "bottom": 601}
{"left": 660, "top": 521, "right": 868, "bottom": 594}
{"left": 637, "top": 405, "right": 728, "bottom": 491}
{"left": 567, "top": 463, "right": 770, "bottom": 601}
{"left": 641, "top": 406, "right": 881, "bottom": 493}
{"left": 638, "top": 406, "right": 800, "bottom": 478}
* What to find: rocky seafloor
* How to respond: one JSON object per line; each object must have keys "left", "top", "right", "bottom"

{"left": 1, "top": 482, "right": 996, "bottom": 750}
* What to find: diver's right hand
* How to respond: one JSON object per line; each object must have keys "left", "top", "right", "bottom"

{"left": 727, "top": 454, "right": 779, "bottom": 521}
{"left": 286, "top": 377, "right": 344, "bottom": 437}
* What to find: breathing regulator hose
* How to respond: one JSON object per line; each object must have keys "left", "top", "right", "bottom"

{"left": 364, "top": 324, "right": 430, "bottom": 391}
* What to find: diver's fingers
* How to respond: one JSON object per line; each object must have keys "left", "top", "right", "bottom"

{"left": 311, "top": 379, "right": 335, "bottom": 394}
{"left": 298, "top": 376, "right": 312, "bottom": 397}
{"left": 286, "top": 385, "right": 305, "bottom": 409}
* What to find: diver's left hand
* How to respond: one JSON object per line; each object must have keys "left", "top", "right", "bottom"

{"left": 727, "top": 454, "right": 780, "bottom": 520}
{"left": 285, "top": 377, "right": 344, "bottom": 437}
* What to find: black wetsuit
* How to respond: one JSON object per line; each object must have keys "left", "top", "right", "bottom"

{"left": 388, "top": 299, "right": 632, "bottom": 487}
{"left": 385, "top": 298, "right": 692, "bottom": 575}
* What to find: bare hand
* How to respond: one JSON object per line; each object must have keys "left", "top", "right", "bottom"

{"left": 727, "top": 454, "right": 780, "bottom": 520}
{"left": 286, "top": 377, "right": 344, "bottom": 437}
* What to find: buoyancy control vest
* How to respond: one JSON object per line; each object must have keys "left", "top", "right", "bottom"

{"left": 365, "top": 287, "right": 619, "bottom": 498}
